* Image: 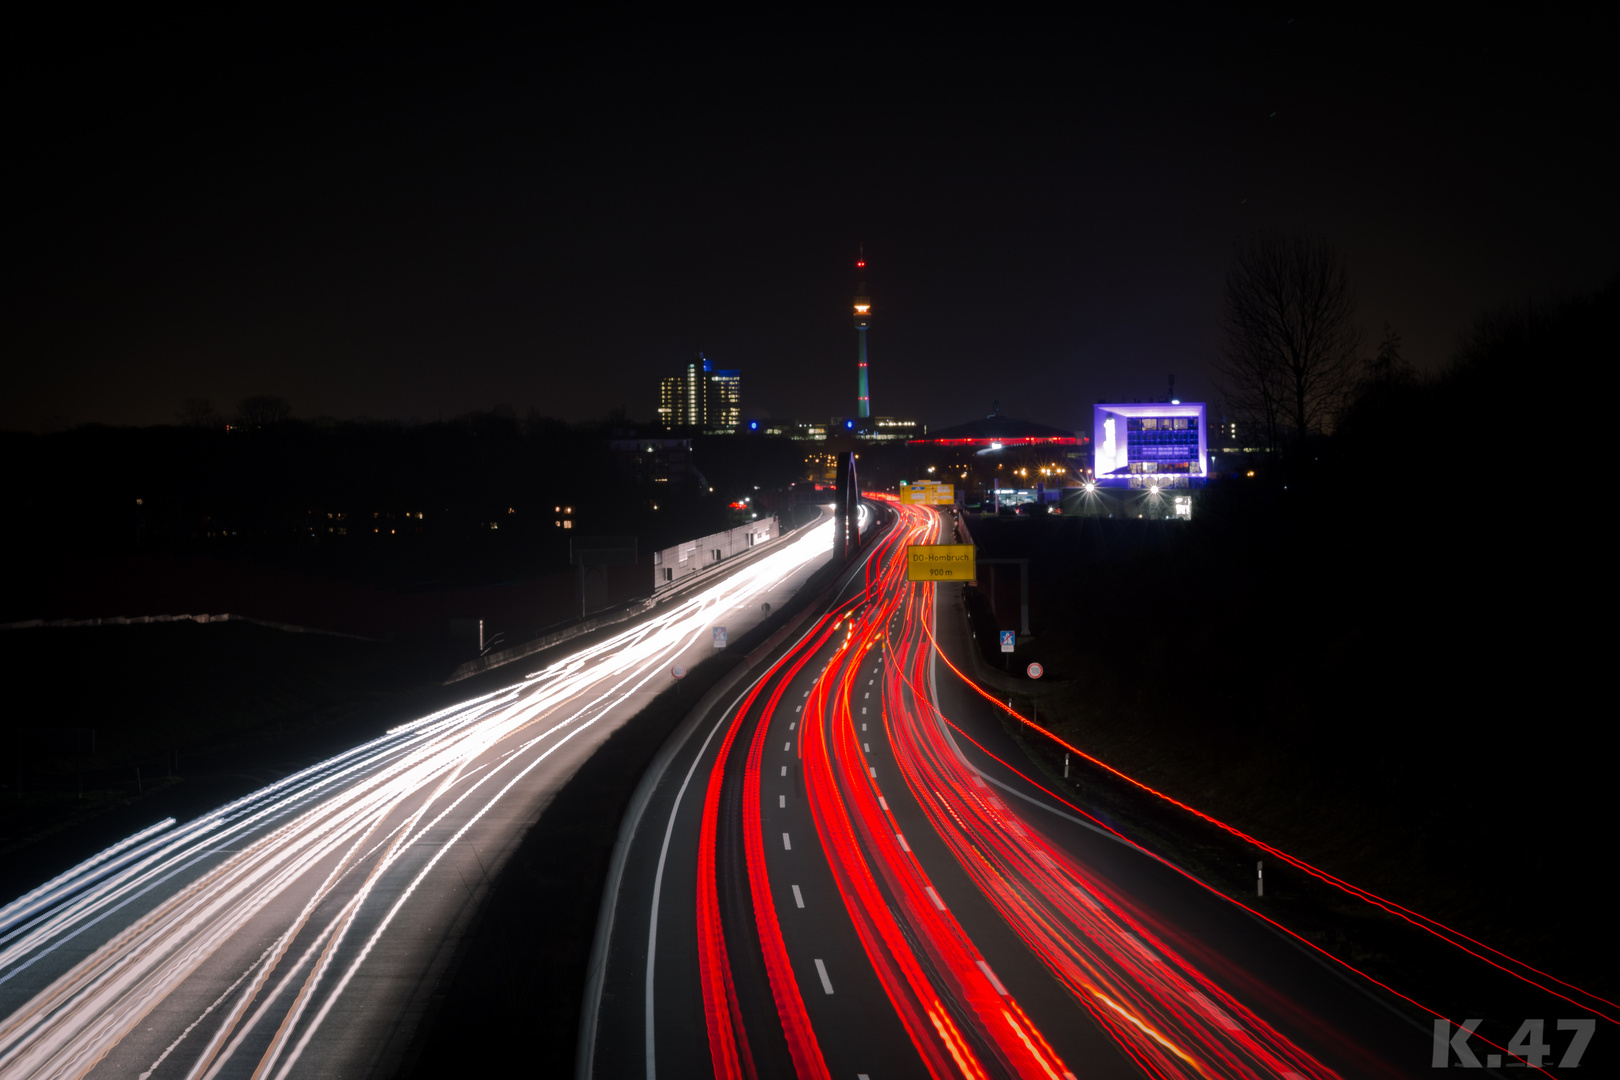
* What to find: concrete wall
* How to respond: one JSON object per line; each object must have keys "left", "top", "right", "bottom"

{"left": 651, "top": 516, "right": 780, "bottom": 591}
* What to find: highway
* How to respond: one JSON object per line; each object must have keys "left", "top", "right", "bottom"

{"left": 0, "top": 517, "right": 836, "bottom": 1080}
{"left": 586, "top": 499, "right": 1514, "bottom": 1079}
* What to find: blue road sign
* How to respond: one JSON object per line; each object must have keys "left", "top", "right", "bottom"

{"left": 713, "top": 626, "right": 728, "bottom": 648}
{"left": 1000, "top": 630, "right": 1015, "bottom": 653}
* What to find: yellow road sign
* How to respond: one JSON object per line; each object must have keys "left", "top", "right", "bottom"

{"left": 900, "top": 482, "right": 955, "bottom": 505}
{"left": 906, "top": 543, "right": 975, "bottom": 582}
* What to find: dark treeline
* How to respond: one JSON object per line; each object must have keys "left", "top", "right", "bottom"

{"left": 970, "top": 277, "right": 1616, "bottom": 998}
{"left": 5, "top": 410, "right": 814, "bottom": 594}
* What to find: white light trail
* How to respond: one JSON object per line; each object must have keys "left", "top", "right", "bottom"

{"left": 0, "top": 522, "right": 832, "bottom": 1079}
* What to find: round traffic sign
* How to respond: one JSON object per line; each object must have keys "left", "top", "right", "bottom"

{"left": 1026, "top": 662, "right": 1043, "bottom": 679}
{"left": 671, "top": 664, "right": 686, "bottom": 680}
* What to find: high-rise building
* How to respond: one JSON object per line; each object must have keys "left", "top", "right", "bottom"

{"left": 658, "top": 354, "right": 741, "bottom": 430}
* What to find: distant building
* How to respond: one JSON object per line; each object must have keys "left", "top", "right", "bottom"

{"left": 905, "top": 414, "right": 1086, "bottom": 511}
{"left": 609, "top": 437, "right": 707, "bottom": 487}
{"left": 758, "top": 420, "right": 829, "bottom": 441}
{"left": 1092, "top": 402, "right": 1207, "bottom": 488}
{"left": 658, "top": 354, "right": 740, "bottom": 430}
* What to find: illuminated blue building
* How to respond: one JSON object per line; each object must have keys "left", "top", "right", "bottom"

{"left": 1092, "top": 402, "right": 1207, "bottom": 488}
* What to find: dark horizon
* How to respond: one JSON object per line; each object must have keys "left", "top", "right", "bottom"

{"left": 5, "top": 9, "right": 1614, "bottom": 436}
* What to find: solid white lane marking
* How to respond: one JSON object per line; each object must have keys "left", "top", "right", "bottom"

{"left": 782, "top": 833, "right": 792, "bottom": 851}
{"left": 976, "top": 959, "right": 1008, "bottom": 995}
{"left": 814, "top": 958, "right": 834, "bottom": 994}
{"left": 792, "top": 885, "right": 804, "bottom": 909}
{"left": 926, "top": 886, "right": 945, "bottom": 911}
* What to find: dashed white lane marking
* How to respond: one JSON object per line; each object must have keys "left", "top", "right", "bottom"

{"left": 976, "top": 959, "right": 1008, "bottom": 995}
{"left": 926, "top": 886, "right": 945, "bottom": 911}
{"left": 878, "top": 796, "right": 888, "bottom": 811}
{"left": 869, "top": 767, "right": 876, "bottom": 777}
{"left": 792, "top": 884, "right": 805, "bottom": 908}
{"left": 803, "top": 690, "right": 809, "bottom": 697}
{"left": 861, "top": 707, "right": 867, "bottom": 714}
{"left": 789, "top": 721, "right": 796, "bottom": 729}
{"left": 780, "top": 765, "right": 787, "bottom": 776}
{"left": 779, "top": 795, "right": 785, "bottom": 808}
{"left": 864, "top": 692, "right": 869, "bottom": 699}
{"left": 795, "top": 705, "right": 802, "bottom": 712}
{"left": 814, "top": 959, "right": 834, "bottom": 994}
{"left": 861, "top": 723, "right": 867, "bottom": 731}
{"left": 864, "top": 743, "right": 871, "bottom": 753}
{"left": 868, "top": 679, "right": 874, "bottom": 685}
{"left": 783, "top": 833, "right": 792, "bottom": 851}
{"left": 784, "top": 742, "right": 792, "bottom": 752}
{"left": 896, "top": 833, "right": 910, "bottom": 852}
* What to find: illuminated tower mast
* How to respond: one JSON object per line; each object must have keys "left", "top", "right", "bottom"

{"left": 853, "top": 248, "right": 872, "bottom": 420}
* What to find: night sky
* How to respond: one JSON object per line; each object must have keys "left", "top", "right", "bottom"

{"left": 6, "top": 9, "right": 1613, "bottom": 436}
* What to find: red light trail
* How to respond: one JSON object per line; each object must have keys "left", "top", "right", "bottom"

{"left": 691, "top": 497, "right": 1614, "bottom": 1076}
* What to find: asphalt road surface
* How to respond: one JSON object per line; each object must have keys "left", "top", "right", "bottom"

{"left": 586, "top": 500, "right": 1597, "bottom": 1079}
{"left": 0, "top": 518, "right": 835, "bottom": 1080}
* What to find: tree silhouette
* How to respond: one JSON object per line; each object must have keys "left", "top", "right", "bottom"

{"left": 176, "top": 397, "right": 221, "bottom": 428}
{"left": 236, "top": 396, "right": 292, "bottom": 427}
{"left": 1215, "top": 234, "right": 1363, "bottom": 449}
{"left": 1364, "top": 320, "right": 1417, "bottom": 389}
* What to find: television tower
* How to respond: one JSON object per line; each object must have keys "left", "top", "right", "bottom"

{"left": 853, "top": 248, "right": 872, "bottom": 420}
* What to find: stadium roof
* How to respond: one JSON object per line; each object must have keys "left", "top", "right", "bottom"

{"left": 906, "top": 415, "right": 1082, "bottom": 446}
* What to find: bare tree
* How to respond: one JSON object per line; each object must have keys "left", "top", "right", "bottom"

{"left": 236, "top": 395, "right": 292, "bottom": 427}
{"left": 1215, "top": 234, "right": 1363, "bottom": 449}
{"left": 176, "top": 397, "right": 221, "bottom": 428}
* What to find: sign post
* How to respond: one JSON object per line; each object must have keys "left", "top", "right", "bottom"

{"left": 1026, "top": 662, "right": 1043, "bottom": 723}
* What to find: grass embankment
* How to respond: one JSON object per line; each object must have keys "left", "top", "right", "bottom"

{"left": 964, "top": 494, "right": 1612, "bottom": 1016}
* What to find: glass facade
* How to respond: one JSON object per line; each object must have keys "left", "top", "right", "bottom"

{"left": 1125, "top": 416, "right": 1199, "bottom": 473}
{"left": 1093, "top": 402, "right": 1207, "bottom": 487}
